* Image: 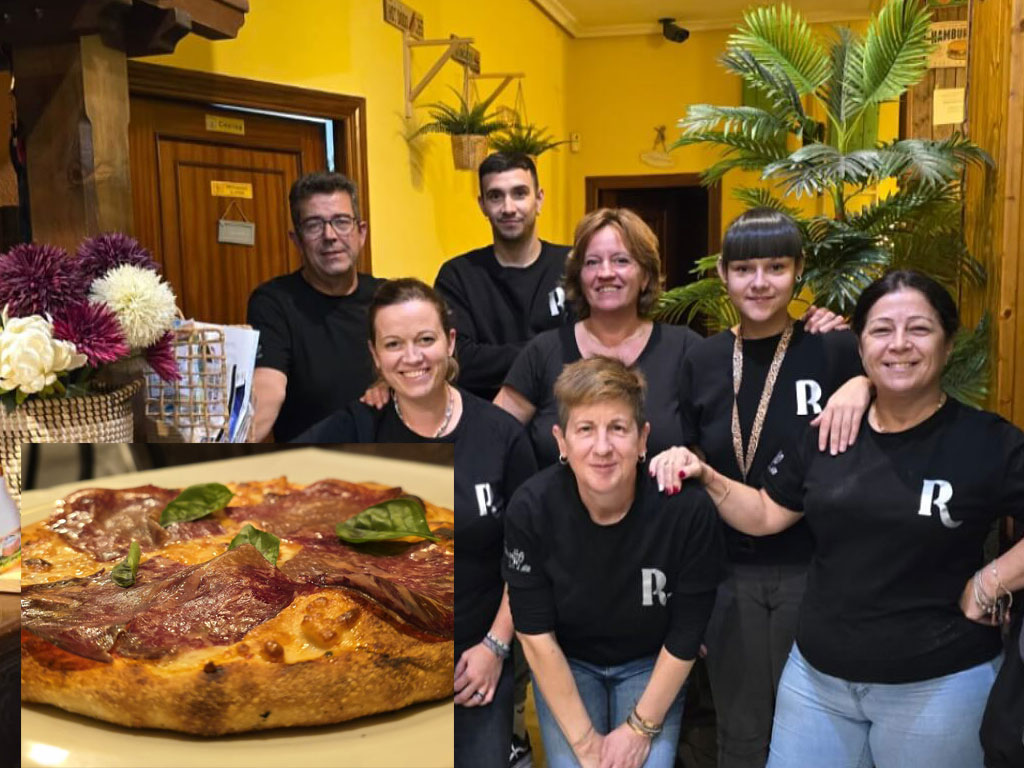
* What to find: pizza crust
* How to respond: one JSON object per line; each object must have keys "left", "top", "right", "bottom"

{"left": 21, "top": 479, "right": 454, "bottom": 736}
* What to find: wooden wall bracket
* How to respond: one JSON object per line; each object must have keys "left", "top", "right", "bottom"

{"left": 403, "top": 34, "right": 473, "bottom": 118}
{"left": 462, "top": 71, "right": 524, "bottom": 110}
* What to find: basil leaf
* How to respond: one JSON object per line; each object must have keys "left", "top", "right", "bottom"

{"left": 336, "top": 496, "right": 440, "bottom": 544}
{"left": 159, "top": 483, "right": 234, "bottom": 527}
{"left": 111, "top": 541, "right": 141, "bottom": 588}
{"left": 228, "top": 524, "right": 280, "bottom": 566}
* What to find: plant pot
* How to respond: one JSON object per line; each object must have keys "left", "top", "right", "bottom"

{"left": 450, "top": 134, "right": 489, "bottom": 171}
{"left": 0, "top": 379, "right": 142, "bottom": 501}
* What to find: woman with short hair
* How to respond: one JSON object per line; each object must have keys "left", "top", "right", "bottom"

{"left": 504, "top": 356, "right": 725, "bottom": 768}
{"left": 651, "top": 270, "right": 1024, "bottom": 768}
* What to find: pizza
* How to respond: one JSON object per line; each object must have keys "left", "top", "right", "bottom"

{"left": 20, "top": 476, "right": 454, "bottom": 736}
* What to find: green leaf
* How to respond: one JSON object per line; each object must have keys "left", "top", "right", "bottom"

{"left": 728, "top": 3, "right": 830, "bottom": 95}
{"left": 111, "top": 541, "right": 141, "bottom": 588}
{"left": 336, "top": 497, "right": 440, "bottom": 544}
{"left": 159, "top": 483, "right": 234, "bottom": 527}
{"left": 943, "top": 313, "right": 990, "bottom": 407}
{"left": 848, "top": 0, "right": 933, "bottom": 113}
{"left": 228, "top": 524, "right": 280, "bottom": 566}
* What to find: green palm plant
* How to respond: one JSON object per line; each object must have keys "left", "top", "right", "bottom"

{"left": 489, "top": 122, "right": 567, "bottom": 156}
{"left": 657, "top": 0, "right": 994, "bottom": 404}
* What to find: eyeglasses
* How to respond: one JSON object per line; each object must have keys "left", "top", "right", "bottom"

{"left": 299, "top": 215, "right": 358, "bottom": 238}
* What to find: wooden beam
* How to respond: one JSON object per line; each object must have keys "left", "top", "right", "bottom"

{"left": 12, "top": 34, "right": 132, "bottom": 251}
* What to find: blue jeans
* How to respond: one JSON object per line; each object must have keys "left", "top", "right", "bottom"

{"left": 767, "top": 644, "right": 1000, "bottom": 768}
{"left": 532, "top": 654, "right": 685, "bottom": 768}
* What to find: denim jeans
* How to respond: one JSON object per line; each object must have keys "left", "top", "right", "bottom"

{"left": 454, "top": 652, "right": 513, "bottom": 768}
{"left": 767, "top": 644, "right": 1000, "bottom": 768}
{"left": 532, "top": 654, "right": 686, "bottom": 768}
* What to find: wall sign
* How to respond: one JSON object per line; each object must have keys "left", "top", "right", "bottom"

{"left": 927, "top": 21, "right": 968, "bottom": 68}
{"left": 205, "top": 115, "right": 245, "bottom": 135}
{"left": 211, "top": 181, "right": 253, "bottom": 199}
{"left": 383, "top": 0, "right": 424, "bottom": 39}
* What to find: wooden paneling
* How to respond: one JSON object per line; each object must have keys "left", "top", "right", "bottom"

{"left": 962, "top": 0, "right": 1024, "bottom": 426}
{"left": 130, "top": 96, "right": 325, "bottom": 325}
{"left": 127, "top": 62, "right": 371, "bottom": 264}
{"left": 900, "top": 4, "right": 969, "bottom": 140}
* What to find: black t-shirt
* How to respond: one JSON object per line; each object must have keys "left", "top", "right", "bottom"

{"left": 294, "top": 390, "right": 537, "bottom": 649}
{"left": 247, "top": 271, "right": 384, "bottom": 442}
{"left": 504, "top": 322, "right": 702, "bottom": 467}
{"left": 503, "top": 465, "right": 724, "bottom": 665}
{"left": 680, "top": 322, "right": 862, "bottom": 564}
{"left": 434, "top": 242, "right": 572, "bottom": 400}
{"left": 764, "top": 398, "right": 1024, "bottom": 683}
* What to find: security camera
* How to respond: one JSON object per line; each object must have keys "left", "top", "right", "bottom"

{"left": 659, "top": 18, "right": 690, "bottom": 43}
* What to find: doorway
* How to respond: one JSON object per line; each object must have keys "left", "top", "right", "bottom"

{"left": 585, "top": 174, "right": 721, "bottom": 291}
{"left": 127, "top": 63, "right": 369, "bottom": 326}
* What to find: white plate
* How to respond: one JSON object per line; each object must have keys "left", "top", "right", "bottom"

{"left": 21, "top": 447, "right": 454, "bottom": 768}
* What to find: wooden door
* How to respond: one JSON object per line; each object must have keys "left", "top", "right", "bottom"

{"left": 129, "top": 97, "right": 327, "bottom": 325}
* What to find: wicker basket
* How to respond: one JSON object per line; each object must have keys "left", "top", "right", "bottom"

{"left": 0, "top": 379, "right": 141, "bottom": 501}
{"left": 450, "top": 134, "right": 489, "bottom": 171}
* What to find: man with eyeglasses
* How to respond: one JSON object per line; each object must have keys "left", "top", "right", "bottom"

{"left": 434, "top": 153, "right": 571, "bottom": 402}
{"left": 247, "top": 171, "right": 383, "bottom": 441}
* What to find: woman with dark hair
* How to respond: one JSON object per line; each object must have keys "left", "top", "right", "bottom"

{"left": 494, "top": 207, "right": 847, "bottom": 469}
{"left": 296, "top": 278, "right": 537, "bottom": 768}
{"left": 655, "top": 207, "right": 869, "bottom": 768}
{"left": 652, "top": 270, "right": 1024, "bottom": 768}
{"left": 504, "top": 357, "right": 724, "bottom": 768}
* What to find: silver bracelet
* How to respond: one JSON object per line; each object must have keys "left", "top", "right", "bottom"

{"left": 482, "top": 633, "right": 510, "bottom": 659}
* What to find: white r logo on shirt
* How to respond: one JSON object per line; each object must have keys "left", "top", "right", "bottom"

{"left": 918, "top": 479, "right": 960, "bottom": 528}
{"left": 795, "top": 379, "right": 823, "bottom": 416}
{"left": 548, "top": 287, "right": 566, "bottom": 317}
{"left": 641, "top": 568, "right": 669, "bottom": 607}
{"left": 475, "top": 483, "right": 494, "bottom": 516}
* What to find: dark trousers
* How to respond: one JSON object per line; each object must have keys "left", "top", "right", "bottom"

{"left": 455, "top": 651, "right": 513, "bottom": 768}
{"left": 981, "top": 612, "right": 1024, "bottom": 768}
{"left": 704, "top": 562, "right": 808, "bottom": 768}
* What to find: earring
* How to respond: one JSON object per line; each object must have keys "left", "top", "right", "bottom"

{"left": 638, "top": 452, "right": 647, "bottom": 464}
{"left": 558, "top": 454, "right": 568, "bottom": 465}
{"left": 795, "top": 274, "right": 804, "bottom": 283}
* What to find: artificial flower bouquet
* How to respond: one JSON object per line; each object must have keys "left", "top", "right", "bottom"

{"left": 0, "top": 233, "right": 180, "bottom": 412}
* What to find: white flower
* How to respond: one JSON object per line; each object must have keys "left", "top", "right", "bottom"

{"left": 0, "top": 313, "right": 86, "bottom": 394}
{"left": 90, "top": 265, "right": 177, "bottom": 348}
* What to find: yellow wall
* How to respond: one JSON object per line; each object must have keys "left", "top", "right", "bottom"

{"left": 145, "top": 0, "right": 570, "bottom": 281}
{"left": 146, "top": 4, "right": 892, "bottom": 278}
{"left": 565, "top": 21, "right": 897, "bottom": 242}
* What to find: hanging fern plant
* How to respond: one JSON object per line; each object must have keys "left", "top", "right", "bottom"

{"left": 655, "top": 0, "right": 994, "bottom": 405}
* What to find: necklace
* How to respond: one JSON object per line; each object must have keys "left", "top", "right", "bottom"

{"left": 393, "top": 385, "right": 455, "bottom": 438}
{"left": 731, "top": 320, "right": 794, "bottom": 481}
{"left": 580, "top": 320, "right": 649, "bottom": 363}
{"left": 869, "top": 392, "right": 947, "bottom": 433}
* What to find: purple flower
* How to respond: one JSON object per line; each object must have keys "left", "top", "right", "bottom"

{"left": 0, "top": 243, "right": 90, "bottom": 317}
{"left": 77, "top": 233, "right": 159, "bottom": 281}
{"left": 144, "top": 331, "right": 180, "bottom": 382}
{"left": 52, "top": 301, "right": 130, "bottom": 367}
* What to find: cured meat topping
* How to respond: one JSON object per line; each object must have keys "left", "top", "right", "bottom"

{"left": 227, "top": 479, "right": 403, "bottom": 543}
{"left": 22, "top": 546, "right": 310, "bottom": 661}
{"left": 281, "top": 538, "right": 454, "bottom": 638}
{"left": 50, "top": 486, "right": 223, "bottom": 561}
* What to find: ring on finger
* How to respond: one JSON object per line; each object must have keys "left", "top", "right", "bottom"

{"left": 473, "top": 691, "right": 485, "bottom": 700}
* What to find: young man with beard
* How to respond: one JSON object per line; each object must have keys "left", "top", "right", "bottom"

{"left": 247, "top": 171, "right": 383, "bottom": 441}
{"left": 435, "top": 153, "right": 571, "bottom": 401}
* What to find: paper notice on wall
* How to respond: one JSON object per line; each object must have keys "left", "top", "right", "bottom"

{"left": 932, "top": 88, "right": 965, "bottom": 125}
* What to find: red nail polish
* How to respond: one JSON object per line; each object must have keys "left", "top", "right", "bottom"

{"left": 679, "top": 470, "right": 686, "bottom": 478}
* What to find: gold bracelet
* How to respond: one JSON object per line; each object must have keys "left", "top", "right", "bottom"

{"left": 707, "top": 468, "right": 731, "bottom": 506}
